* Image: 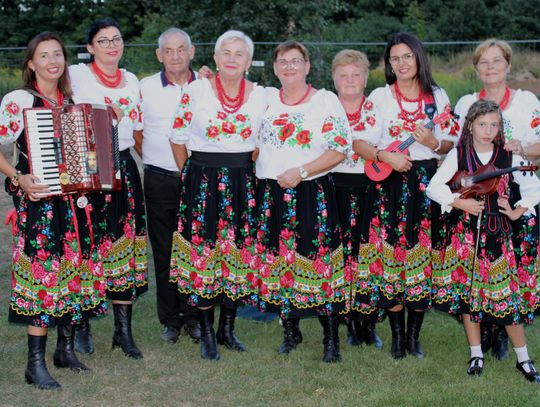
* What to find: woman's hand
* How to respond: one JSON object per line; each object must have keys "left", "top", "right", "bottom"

{"left": 379, "top": 150, "right": 412, "bottom": 172}
{"left": 413, "top": 124, "right": 438, "bottom": 149}
{"left": 277, "top": 167, "right": 302, "bottom": 189}
{"left": 453, "top": 198, "right": 484, "bottom": 216}
{"left": 498, "top": 197, "right": 525, "bottom": 220}
{"left": 111, "top": 105, "right": 124, "bottom": 122}
{"left": 198, "top": 65, "right": 214, "bottom": 79}
{"left": 18, "top": 174, "right": 50, "bottom": 201}
{"left": 504, "top": 139, "right": 525, "bottom": 156}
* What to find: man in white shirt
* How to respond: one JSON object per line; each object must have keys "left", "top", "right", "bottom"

{"left": 135, "top": 28, "right": 199, "bottom": 343}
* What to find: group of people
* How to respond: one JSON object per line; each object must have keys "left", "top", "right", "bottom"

{"left": 1, "top": 19, "right": 540, "bottom": 390}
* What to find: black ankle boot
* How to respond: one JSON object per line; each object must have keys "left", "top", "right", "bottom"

{"left": 278, "top": 318, "right": 299, "bottom": 354}
{"left": 492, "top": 325, "right": 509, "bottom": 360}
{"left": 53, "top": 325, "right": 91, "bottom": 372}
{"left": 480, "top": 322, "right": 493, "bottom": 353}
{"left": 216, "top": 305, "right": 246, "bottom": 352}
{"left": 406, "top": 310, "right": 425, "bottom": 359}
{"left": 346, "top": 319, "right": 362, "bottom": 346}
{"left": 388, "top": 309, "right": 406, "bottom": 359}
{"left": 319, "top": 315, "right": 341, "bottom": 363}
{"left": 74, "top": 319, "right": 94, "bottom": 354}
{"left": 25, "top": 334, "right": 61, "bottom": 390}
{"left": 112, "top": 303, "right": 143, "bottom": 359}
{"left": 362, "top": 321, "right": 383, "bottom": 349}
{"left": 197, "top": 307, "right": 220, "bottom": 360}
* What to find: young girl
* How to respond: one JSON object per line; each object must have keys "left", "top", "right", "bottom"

{"left": 427, "top": 100, "right": 540, "bottom": 382}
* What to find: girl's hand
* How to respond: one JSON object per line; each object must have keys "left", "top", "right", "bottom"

{"left": 454, "top": 198, "right": 484, "bottom": 216}
{"left": 498, "top": 197, "right": 523, "bottom": 220}
{"left": 18, "top": 174, "right": 50, "bottom": 201}
{"left": 379, "top": 151, "right": 412, "bottom": 172}
{"left": 277, "top": 167, "right": 302, "bottom": 189}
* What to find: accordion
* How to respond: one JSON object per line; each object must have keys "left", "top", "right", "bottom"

{"left": 23, "top": 103, "right": 121, "bottom": 195}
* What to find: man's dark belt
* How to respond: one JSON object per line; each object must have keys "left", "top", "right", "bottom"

{"left": 144, "top": 164, "right": 182, "bottom": 178}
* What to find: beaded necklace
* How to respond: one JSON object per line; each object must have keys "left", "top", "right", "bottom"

{"left": 215, "top": 73, "right": 245, "bottom": 114}
{"left": 92, "top": 61, "right": 122, "bottom": 88}
{"left": 280, "top": 84, "right": 312, "bottom": 106}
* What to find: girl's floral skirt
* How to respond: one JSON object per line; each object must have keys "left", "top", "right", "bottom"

{"left": 432, "top": 208, "right": 539, "bottom": 325}
{"left": 99, "top": 150, "right": 148, "bottom": 301}
{"left": 333, "top": 172, "right": 381, "bottom": 321}
{"left": 255, "top": 175, "right": 347, "bottom": 319}
{"left": 368, "top": 159, "right": 438, "bottom": 311}
{"left": 169, "top": 151, "right": 258, "bottom": 308}
{"left": 9, "top": 194, "right": 107, "bottom": 327}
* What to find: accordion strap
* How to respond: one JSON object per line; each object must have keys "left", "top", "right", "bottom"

{"left": 26, "top": 89, "right": 69, "bottom": 107}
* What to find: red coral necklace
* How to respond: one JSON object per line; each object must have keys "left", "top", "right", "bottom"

{"left": 92, "top": 61, "right": 122, "bottom": 88}
{"left": 394, "top": 82, "right": 425, "bottom": 123}
{"left": 478, "top": 86, "right": 511, "bottom": 110}
{"left": 346, "top": 96, "right": 366, "bottom": 126}
{"left": 280, "top": 84, "right": 312, "bottom": 106}
{"left": 215, "top": 73, "right": 245, "bottom": 114}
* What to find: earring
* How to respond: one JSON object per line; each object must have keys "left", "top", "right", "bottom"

{"left": 245, "top": 70, "right": 249, "bottom": 76}
{"left": 391, "top": 68, "right": 394, "bottom": 74}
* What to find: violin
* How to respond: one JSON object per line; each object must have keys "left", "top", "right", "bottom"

{"left": 448, "top": 163, "right": 538, "bottom": 199}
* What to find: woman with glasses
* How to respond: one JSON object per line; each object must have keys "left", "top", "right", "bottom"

{"left": 168, "top": 30, "right": 267, "bottom": 361}
{"left": 256, "top": 41, "right": 351, "bottom": 362}
{"left": 0, "top": 32, "right": 107, "bottom": 389}
{"left": 451, "top": 39, "right": 540, "bottom": 362}
{"left": 69, "top": 18, "right": 147, "bottom": 359}
{"left": 353, "top": 32, "right": 458, "bottom": 359}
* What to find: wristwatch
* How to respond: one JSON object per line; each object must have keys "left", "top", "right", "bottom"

{"left": 298, "top": 166, "right": 308, "bottom": 180}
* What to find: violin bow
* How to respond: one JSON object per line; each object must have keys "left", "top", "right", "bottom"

{"left": 471, "top": 196, "right": 486, "bottom": 275}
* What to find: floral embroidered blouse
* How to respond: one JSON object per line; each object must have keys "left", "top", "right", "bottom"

{"left": 168, "top": 78, "right": 267, "bottom": 153}
{"left": 455, "top": 89, "right": 540, "bottom": 144}
{"left": 0, "top": 89, "right": 34, "bottom": 144}
{"left": 357, "top": 85, "right": 457, "bottom": 160}
{"left": 256, "top": 88, "right": 351, "bottom": 180}
{"left": 69, "top": 63, "right": 142, "bottom": 151}
{"left": 427, "top": 148, "right": 540, "bottom": 214}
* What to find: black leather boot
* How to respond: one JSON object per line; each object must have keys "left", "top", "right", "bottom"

{"left": 319, "top": 315, "right": 341, "bottom": 363}
{"left": 491, "top": 325, "right": 509, "bottom": 360}
{"left": 388, "top": 309, "right": 406, "bottom": 359}
{"left": 112, "top": 303, "right": 143, "bottom": 359}
{"left": 216, "top": 305, "right": 246, "bottom": 352}
{"left": 197, "top": 307, "right": 220, "bottom": 360}
{"left": 346, "top": 319, "right": 362, "bottom": 346}
{"left": 406, "top": 310, "right": 425, "bottom": 359}
{"left": 291, "top": 317, "right": 303, "bottom": 345}
{"left": 362, "top": 321, "right": 383, "bottom": 349}
{"left": 278, "top": 318, "right": 299, "bottom": 354}
{"left": 182, "top": 312, "right": 201, "bottom": 342}
{"left": 480, "top": 322, "right": 493, "bottom": 353}
{"left": 25, "top": 334, "right": 61, "bottom": 390}
{"left": 53, "top": 324, "right": 91, "bottom": 372}
{"left": 74, "top": 319, "right": 94, "bottom": 354}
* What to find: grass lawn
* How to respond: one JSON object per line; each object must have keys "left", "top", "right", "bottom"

{"left": 1, "top": 262, "right": 539, "bottom": 406}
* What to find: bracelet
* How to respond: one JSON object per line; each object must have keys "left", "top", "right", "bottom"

{"left": 433, "top": 139, "right": 442, "bottom": 153}
{"left": 375, "top": 149, "right": 382, "bottom": 163}
{"left": 10, "top": 170, "right": 22, "bottom": 187}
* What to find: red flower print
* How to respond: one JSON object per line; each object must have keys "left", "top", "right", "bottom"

{"left": 222, "top": 121, "right": 236, "bottom": 134}
{"left": 129, "top": 109, "right": 137, "bottom": 121}
{"left": 42, "top": 295, "right": 54, "bottom": 308}
{"left": 364, "top": 100, "right": 373, "bottom": 110}
{"left": 6, "top": 102, "right": 19, "bottom": 115}
{"left": 353, "top": 122, "right": 365, "bottom": 132}
{"left": 273, "top": 118, "right": 288, "bottom": 126}
{"left": 296, "top": 130, "right": 311, "bottom": 145}
{"left": 402, "top": 121, "right": 416, "bottom": 132}
{"left": 104, "top": 97, "right": 112, "bottom": 105}
{"left": 236, "top": 114, "right": 247, "bottom": 122}
{"left": 280, "top": 271, "right": 294, "bottom": 288}
{"left": 68, "top": 276, "right": 81, "bottom": 293}
{"left": 369, "top": 259, "right": 383, "bottom": 276}
{"left": 207, "top": 126, "right": 219, "bottom": 138}
{"left": 9, "top": 121, "right": 19, "bottom": 133}
{"left": 37, "top": 248, "right": 49, "bottom": 261}
{"left": 37, "top": 289, "right": 47, "bottom": 300}
{"left": 0, "top": 125, "right": 7, "bottom": 136}
{"left": 173, "top": 117, "right": 184, "bottom": 129}
{"left": 366, "top": 116, "right": 376, "bottom": 126}
{"left": 333, "top": 136, "right": 347, "bottom": 146}
{"left": 181, "top": 94, "right": 190, "bottom": 104}
{"left": 322, "top": 122, "right": 333, "bottom": 133}
{"left": 118, "top": 98, "right": 129, "bottom": 105}
{"left": 184, "top": 111, "right": 192, "bottom": 121}
{"left": 531, "top": 117, "right": 540, "bottom": 128}
{"left": 351, "top": 153, "right": 359, "bottom": 161}
{"left": 217, "top": 111, "right": 227, "bottom": 120}
{"left": 279, "top": 123, "right": 295, "bottom": 141}
{"left": 389, "top": 125, "right": 401, "bottom": 137}
{"left": 239, "top": 128, "right": 252, "bottom": 139}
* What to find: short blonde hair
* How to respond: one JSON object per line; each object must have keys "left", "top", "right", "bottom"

{"left": 473, "top": 38, "right": 512, "bottom": 66}
{"left": 332, "top": 49, "right": 370, "bottom": 77}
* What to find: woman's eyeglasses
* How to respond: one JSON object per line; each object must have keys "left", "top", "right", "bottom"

{"left": 96, "top": 36, "right": 123, "bottom": 48}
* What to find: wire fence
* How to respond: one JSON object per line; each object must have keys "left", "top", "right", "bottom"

{"left": 1, "top": 40, "right": 540, "bottom": 102}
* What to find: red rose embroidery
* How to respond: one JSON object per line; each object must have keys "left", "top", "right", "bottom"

{"left": 402, "top": 121, "right": 416, "bottom": 132}
{"left": 104, "top": 97, "right": 112, "bottom": 104}
{"left": 6, "top": 102, "right": 19, "bottom": 115}
{"left": 322, "top": 122, "right": 333, "bottom": 133}
{"left": 353, "top": 122, "right": 365, "bottom": 131}
{"left": 217, "top": 111, "right": 227, "bottom": 120}
{"left": 236, "top": 114, "right": 247, "bottom": 122}
{"left": 240, "top": 128, "right": 252, "bottom": 139}
{"left": 128, "top": 109, "right": 137, "bottom": 121}
{"left": 389, "top": 125, "right": 401, "bottom": 137}
{"left": 184, "top": 111, "right": 192, "bottom": 121}
{"left": 0, "top": 125, "right": 7, "bottom": 136}
{"left": 364, "top": 100, "right": 373, "bottom": 110}
{"left": 531, "top": 117, "right": 540, "bottom": 128}
{"left": 273, "top": 118, "right": 288, "bottom": 126}
{"left": 9, "top": 121, "right": 19, "bottom": 133}
{"left": 118, "top": 98, "right": 129, "bottom": 105}
{"left": 181, "top": 94, "right": 190, "bottom": 104}
{"left": 296, "top": 130, "right": 311, "bottom": 145}
{"left": 173, "top": 117, "right": 184, "bottom": 129}
{"left": 366, "top": 116, "right": 376, "bottom": 126}
{"left": 333, "top": 136, "right": 347, "bottom": 146}
{"left": 221, "top": 122, "right": 236, "bottom": 134}
{"left": 207, "top": 126, "right": 219, "bottom": 138}
{"left": 279, "top": 123, "right": 295, "bottom": 141}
